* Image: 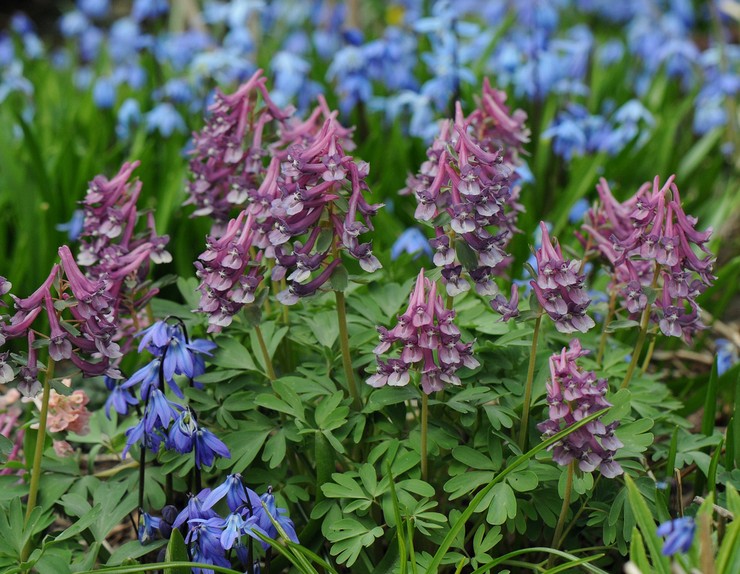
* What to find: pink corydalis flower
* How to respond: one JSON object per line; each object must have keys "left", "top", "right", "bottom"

{"left": 537, "top": 340, "right": 623, "bottom": 478}
{"left": 368, "top": 270, "right": 478, "bottom": 395}
{"left": 531, "top": 222, "right": 594, "bottom": 334}
{"left": 582, "top": 175, "right": 714, "bottom": 342}
{"left": 402, "top": 80, "right": 528, "bottom": 320}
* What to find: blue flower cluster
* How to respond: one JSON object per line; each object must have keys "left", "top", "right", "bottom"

{"left": 110, "top": 320, "right": 229, "bottom": 470}
{"left": 167, "top": 476, "right": 298, "bottom": 572}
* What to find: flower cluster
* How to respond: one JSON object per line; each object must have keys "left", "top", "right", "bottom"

{"left": 537, "top": 340, "right": 623, "bottom": 478}
{"left": 403, "top": 80, "right": 527, "bottom": 315}
{"left": 185, "top": 70, "right": 290, "bottom": 234}
{"left": 74, "top": 161, "right": 171, "bottom": 353}
{"left": 0, "top": 388, "right": 23, "bottom": 475}
{"left": 531, "top": 222, "right": 595, "bottom": 333}
{"left": 119, "top": 320, "right": 228, "bottom": 470}
{"left": 166, "top": 475, "right": 297, "bottom": 571}
{"left": 368, "top": 270, "right": 478, "bottom": 394}
{"left": 191, "top": 75, "right": 382, "bottom": 331}
{"left": 582, "top": 175, "right": 715, "bottom": 341}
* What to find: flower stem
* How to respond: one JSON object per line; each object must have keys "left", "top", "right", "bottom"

{"left": 620, "top": 302, "right": 652, "bottom": 390}
{"left": 335, "top": 290, "right": 361, "bottom": 409}
{"left": 640, "top": 335, "right": 657, "bottom": 375}
{"left": 21, "top": 360, "right": 54, "bottom": 561}
{"left": 518, "top": 315, "right": 542, "bottom": 451}
{"left": 254, "top": 324, "right": 276, "bottom": 381}
{"left": 421, "top": 392, "right": 429, "bottom": 482}
{"left": 548, "top": 462, "right": 575, "bottom": 568}
{"left": 596, "top": 289, "right": 618, "bottom": 367}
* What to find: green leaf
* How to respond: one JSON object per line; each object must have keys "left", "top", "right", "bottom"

{"left": 452, "top": 446, "right": 498, "bottom": 471}
{"left": 210, "top": 338, "right": 258, "bottom": 372}
{"left": 326, "top": 518, "right": 383, "bottom": 567}
{"left": 485, "top": 483, "right": 516, "bottom": 525}
{"left": 623, "top": 475, "right": 670, "bottom": 574}
{"left": 0, "top": 435, "right": 13, "bottom": 463}
{"left": 52, "top": 503, "right": 102, "bottom": 543}
{"left": 507, "top": 470, "right": 538, "bottom": 493}
{"left": 164, "top": 529, "right": 190, "bottom": 574}
{"left": 427, "top": 408, "right": 611, "bottom": 573}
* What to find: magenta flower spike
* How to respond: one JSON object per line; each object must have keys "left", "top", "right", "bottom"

{"left": 530, "top": 222, "right": 594, "bottom": 334}
{"left": 538, "top": 340, "right": 623, "bottom": 478}
{"left": 582, "top": 175, "right": 715, "bottom": 342}
{"left": 368, "top": 269, "right": 478, "bottom": 395}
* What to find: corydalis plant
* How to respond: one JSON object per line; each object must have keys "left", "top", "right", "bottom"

{"left": 403, "top": 80, "right": 527, "bottom": 308}
{"left": 185, "top": 69, "right": 291, "bottom": 234}
{"left": 538, "top": 340, "right": 623, "bottom": 478}
{"left": 193, "top": 77, "right": 382, "bottom": 330}
{"left": 582, "top": 175, "right": 714, "bottom": 341}
{"left": 368, "top": 269, "right": 478, "bottom": 394}
{"left": 75, "top": 161, "right": 171, "bottom": 353}
{"left": 531, "top": 222, "right": 595, "bottom": 334}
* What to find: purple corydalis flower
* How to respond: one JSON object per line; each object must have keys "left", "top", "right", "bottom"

{"left": 368, "top": 269, "right": 478, "bottom": 394}
{"left": 583, "top": 175, "right": 714, "bottom": 342}
{"left": 402, "top": 81, "right": 527, "bottom": 313}
{"left": 490, "top": 284, "right": 520, "bottom": 321}
{"left": 537, "top": 340, "right": 623, "bottom": 478}
{"left": 530, "top": 222, "right": 594, "bottom": 334}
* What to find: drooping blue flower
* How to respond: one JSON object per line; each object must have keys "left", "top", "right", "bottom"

{"left": 657, "top": 517, "right": 695, "bottom": 556}
{"left": 122, "top": 417, "right": 163, "bottom": 458}
{"left": 78, "top": 27, "right": 104, "bottom": 63}
{"left": 138, "top": 321, "right": 174, "bottom": 354}
{"left": 145, "top": 102, "right": 186, "bottom": 137}
{"left": 717, "top": 339, "right": 738, "bottom": 376}
{"left": 116, "top": 98, "right": 142, "bottom": 140}
{"left": 391, "top": 228, "right": 432, "bottom": 260}
{"left": 187, "top": 517, "right": 228, "bottom": 564}
{"left": 92, "top": 77, "right": 116, "bottom": 109}
{"left": 220, "top": 512, "right": 245, "bottom": 550}
{"left": 56, "top": 210, "right": 85, "bottom": 241}
{"left": 193, "top": 427, "right": 230, "bottom": 468}
{"left": 173, "top": 489, "right": 218, "bottom": 529}
{"left": 104, "top": 376, "right": 138, "bottom": 418}
{"left": 138, "top": 512, "right": 161, "bottom": 545}
{"left": 121, "top": 358, "right": 163, "bottom": 399}
{"left": 77, "top": 0, "right": 110, "bottom": 19}
{"left": 143, "top": 388, "right": 179, "bottom": 432}
{"left": 568, "top": 199, "right": 590, "bottom": 224}
{"left": 59, "top": 11, "right": 89, "bottom": 37}
{"left": 132, "top": 0, "right": 169, "bottom": 21}
{"left": 256, "top": 487, "right": 299, "bottom": 546}
{"left": 203, "top": 474, "right": 261, "bottom": 513}
{"left": 167, "top": 409, "right": 197, "bottom": 453}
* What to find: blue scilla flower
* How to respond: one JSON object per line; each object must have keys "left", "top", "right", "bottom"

{"left": 77, "top": 0, "right": 110, "bottom": 19}
{"left": 716, "top": 339, "right": 738, "bottom": 376}
{"left": 145, "top": 102, "right": 186, "bottom": 137}
{"left": 256, "top": 487, "right": 299, "bottom": 547}
{"left": 132, "top": 0, "right": 169, "bottom": 22}
{"left": 187, "top": 517, "right": 229, "bottom": 564}
{"left": 138, "top": 512, "right": 161, "bottom": 545}
{"left": 194, "top": 427, "right": 230, "bottom": 469}
{"left": 657, "top": 517, "right": 695, "bottom": 556}
{"left": 59, "top": 11, "right": 89, "bottom": 37}
{"left": 10, "top": 13, "right": 35, "bottom": 36}
{"left": 116, "top": 98, "right": 141, "bottom": 140}
{"left": 220, "top": 512, "right": 245, "bottom": 550}
{"left": 123, "top": 417, "right": 163, "bottom": 458}
{"left": 92, "top": 77, "right": 116, "bottom": 109}
{"left": 167, "top": 409, "right": 198, "bottom": 453}
{"left": 104, "top": 376, "right": 138, "bottom": 418}
{"left": 79, "top": 27, "right": 104, "bottom": 63}
{"left": 110, "top": 18, "right": 146, "bottom": 62}
{"left": 173, "top": 489, "right": 218, "bottom": 529}
{"left": 122, "top": 358, "right": 164, "bottom": 399}
{"left": 143, "top": 388, "right": 180, "bottom": 433}
{"left": 0, "top": 34, "right": 14, "bottom": 66}
{"left": 203, "top": 474, "right": 261, "bottom": 514}
{"left": 138, "top": 321, "right": 174, "bottom": 354}
{"left": 56, "top": 209, "right": 85, "bottom": 241}
{"left": 0, "top": 62, "right": 33, "bottom": 105}
{"left": 391, "top": 228, "right": 432, "bottom": 260}
{"left": 568, "top": 199, "right": 590, "bottom": 224}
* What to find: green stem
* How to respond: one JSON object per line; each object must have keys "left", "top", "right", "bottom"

{"left": 21, "top": 360, "right": 54, "bottom": 561}
{"left": 421, "top": 392, "right": 429, "bottom": 482}
{"left": 596, "top": 289, "right": 617, "bottom": 367}
{"left": 254, "top": 324, "right": 276, "bottom": 381}
{"left": 518, "top": 315, "right": 542, "bottom": 451}
{"left": 620, "top": 303, "right": 652, "bottom": 390}
{"left": 548, "top": 462, "right": 574, "bottom": 568}
{"left": 335, "top": 290, "right": 361, "bottom": 409}
{"left": 640, "top": 335, "right": 657, "bottom": 375}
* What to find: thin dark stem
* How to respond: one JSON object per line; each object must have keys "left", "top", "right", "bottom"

{"left": 518, "top": 315, "right": 542, "bottom": 451}
{"left": 138, "top": 447, "right": 147, "bottom": 517}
